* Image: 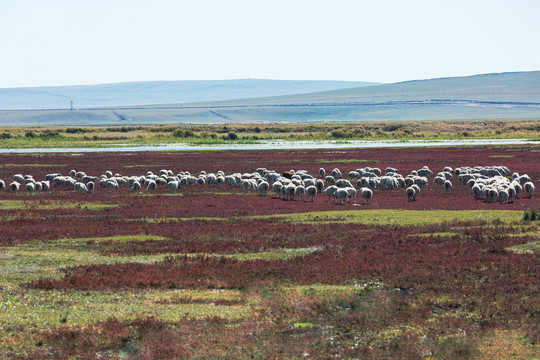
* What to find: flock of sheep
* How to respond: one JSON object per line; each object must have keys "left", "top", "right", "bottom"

{"left": 0, "top": 164, "right": 536, "bottom": 205}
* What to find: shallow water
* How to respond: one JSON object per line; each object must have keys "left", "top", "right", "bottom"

{"left": 0, "top": 138, "right": 538, "bottom": 153}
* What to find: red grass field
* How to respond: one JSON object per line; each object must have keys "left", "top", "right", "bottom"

{"left": 0, "top": 145, "right": 539, "bottom": 359}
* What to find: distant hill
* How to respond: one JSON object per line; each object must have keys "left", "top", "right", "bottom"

{"left": 0, "top": 71, "right": 538, "bottom": 125}
{"left": 0, "top": 79, "right": 377, "bottom": 110}
{"left": 231, "top": 70, "right": 540, "bottom": 105}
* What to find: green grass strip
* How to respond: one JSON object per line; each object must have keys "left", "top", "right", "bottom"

{"left": 0, "top": 200, "right": 120, "bottom": 210}
{"left": 260, "top": 209, "right": 523, "bottom": 226}
{"left": 506, "top": 240, "right": 540, "bottom": 254}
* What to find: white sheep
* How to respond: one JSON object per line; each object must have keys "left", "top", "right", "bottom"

{"left": 319, "top": 168, "right": 326, "bottom": 178}
{"left": 272, "top": 181, "right": 283, "bottom": 198}
{"left": 315, "top": 179, "right": 324, "bottom": 194}
{"left": 241, "top": 180, "right": 252, "bottom": 193}
{"left": 518, "top": 174, "right": 531, "bottom": 186}
{"left": 324, "top": 185, "right": 338, "bottom": 201}
{"left": 257, "top": 181, "right": 269, "bottom": 196}
{"left": 39, "top": 180, "right": 50, "bottom": 192}
{"left": 295, "top": 185, "right": 306, "bottom": 201}
{"left": 0, "top": 180, "right": 5, "bottom": 190}
{"left": 512, "top": 182, "right": 523, "bottom": 199}
{"left": 406, "top": 186, "right": 416, "bottom": 202}
{"left": 331, "top": 168, "right": 342, "bottom": 179}
{"left": 345, "top": 187, "right": 357, "bottom": 204}
{"left": 284, "top": 184, "right": 296, "bottom": 201}
{"left": 444, "top": 180, "right": 452, "bottom": 192}
{"left": 75, "top": 182, "right": 88, "bottom": 194}
{"left": 498, "top": 189, "right": 509, "bottom": 204}
{"left": 433, "top": 176, "right": 446, "bottom": 188}
{"left": 13, "top": 174, "right": 25, "bottom": 184}
{"left": 334, "top": 188, "right": 347, "bottom": 205}
{"left": 524, "top": 181, "right": 535, "bottom": 198}
{"left": 360, "top": 187, "right": 373, "bottom": 205}
{"left": 335, "top": 179, "right": 352, "bottom": 188}
{"left": 131, "top": 181, "right": 141, "bottom": 192}
{"left": 25, "top": 182, "right": 35, "bottom": 194}
{"left": 146, "top": 180, "right": 157, "bottom": 192}
{"left": 305, "top": 185, "right": 317, "bottom": 202}
{"left": 105, "top": 179, "right": 119, "bottom": 192}
{"left": 9, "top": 181, "right": 20, "bottom": 194}
{"left": 87, "top": 182, "right": 94, "bottom": 194}
{"left": 417, "top": 167, "right": 433, "bottom": 177}
{"left": 168, "top": 181, "right": 179, "bottom": 193}
{"left": 34, "top": 182, "right": 43, "bottom": 193}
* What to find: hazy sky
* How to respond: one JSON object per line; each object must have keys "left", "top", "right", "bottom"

{"left": 1, "top": 0, "right": 539, "bottom": 88}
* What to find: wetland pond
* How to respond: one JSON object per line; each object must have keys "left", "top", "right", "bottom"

{"left": 0, "top": 138, "right": 538, "bottom": 153}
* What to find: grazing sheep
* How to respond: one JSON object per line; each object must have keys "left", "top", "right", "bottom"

{"left": 512, "top": 182, "right": 523, "bottom": 199}
{"left": 315, "top": 179, "right": 324, "bottom": 194}
{"left": 197, "top": 177, "right": 206, "bottom": 187}
{"left": 34, "top": 182, "right": 43, "bottom": 193}
{"left": 0, "top": 180, "right": 5, "bottom": 191}
{"left": 284, "top": 184, "right": 296, "bottom": 201}
{"left": 406, "top": 186, "right": 416, "bottom": 202}
{"left": 146, "top": 180, "right": 157, "bottom": 192}
{"left": 334, "top": 188, "right": 348, "bottom": 205}
{"left": 507, "top": 186, "right": 516, "bottom": 203}
{"left": 335, "top": 179, "right": 353, "bottom": 188}
{"left": 444, "top": 180, "right": 452, "bottom": 192}
{"left": 216, "top": 176, "right": 226, "bottom": 189}
{"left": 360, "top": 187, "right": 373, "bottom": 205}
{"left": 417, "top": 167, "right": 433, "bottom": 177}
{"left": 273, "top": 181, "right": 283, "bottom": 198}
{"left": 295, "top": 185, "right": 306, "bottom": 201}
{"left": 518, "top": 174, "right": 531, "bottom": 186}
{"left": 471, "top": 184, "right": 483, "bottom": 200}
{"left": 9, "top": 181, "right": 20, "bottom": 194}
{"left": 498, "top": 189, "right": 509, "bottom": 204}
{"left": 433, "top": 176, "right": 446, "bottom": 188}
{"left": 524, "top": 181, "right": 535, "bottom": 198}
{"left": 131, "top": 181, "right": 141, "bottom": 192}
{"left": 106, "top": 180, "right": 119, "bottom": 192}
{"left": 348, "top": 171, "right": 360, "bottom": 181}
{"left": 74, "top": 182, "right": 88, "bottom": 194}
{"left": 332, "top": 168, "right": 342, "bottom": 179}
{"left": 324, "top": 175, "right": 335, "bottom": 184}
{"left": 305, "top": 185, "right": 317, "bottom": 202}
{"left": 13, "top": 174, "right": 25, "bottom": 184}
{"left": 368, "top": 177, "right": 379, "bottom": 190}
{"left": 324, "top": 185, "right": 338, "bottom": 201}
{"left": 319, "top": 168, "right": 326, "bottom": 178}
{"left": 168, "top": 181, "right": 179, "bottom": 193}
{"left": 86, "top": 182, "right": 95, "bottom": 194}
{"left": 485, "top": 187, "right": 498, "bottom": 203}
{"left": 241, "top": 180, "right": 252, "bottom": 193}
{"left": 257, "top": 181, "right": 269, "bottom": 196}
{"left": 40, "top": 181, "right": 50, "bottom": 192}
{"left": 380, "top": 176, "right": 398, "bottom": 190}
{"left": 345, "top": 187, "right": 357, "bottom": 204}
{"left": 25, "top": 182, "right": 35, "bottom": 194}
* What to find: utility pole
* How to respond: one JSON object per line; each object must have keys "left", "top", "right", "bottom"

{"left": 70, "top": 100, "right": 74, "bottom": 111}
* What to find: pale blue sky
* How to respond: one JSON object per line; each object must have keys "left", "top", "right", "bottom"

{"left": 1, "top": 0, "right": 539, "bottom": 88}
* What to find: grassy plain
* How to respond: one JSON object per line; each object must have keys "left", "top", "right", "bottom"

{"left": 0, "top": 120, "right": 540, "bottom": 148}
{"left": 0, "top": 147, "right": 539, "bottom": 358}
